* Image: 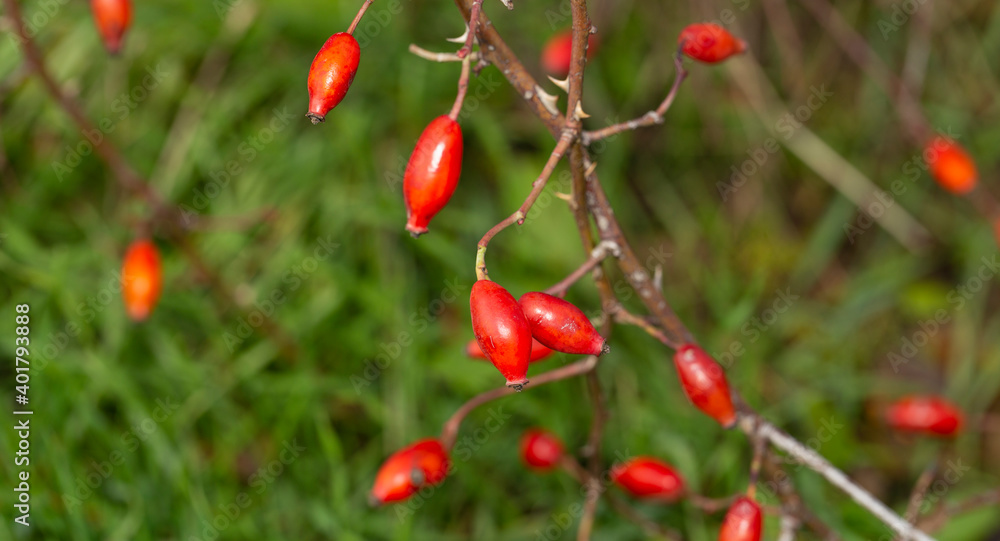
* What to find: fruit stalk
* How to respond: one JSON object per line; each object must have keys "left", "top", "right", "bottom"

{"left": 448, "top": 53, "right": 472, "bottom": 121}
{"left": 346, "top": 0, "right": 375, "bottom": 35}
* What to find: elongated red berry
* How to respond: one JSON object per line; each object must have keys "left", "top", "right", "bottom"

{"left": 678, "top": 23, "right": 746, "bottom": 64}
{"left": 404, "top": 116, "right": 463, "bottom": 237}
{"left": 541, "top": 30, "right": 599, "bottom": 77}
{"left": 518, "top": 292, "right": 607, "bottom": 356}
{"left": 91, "top": 0, "right": 132, "bottom": 55}
{"left": 306, "top": 32, "right": 361, "bottom": 124}
{"left": 673, "top": 344, "right": 736, "bottom": 428}
{"left": 520, "top": 428, "right": 564, "bottom": 471}
{"left": 370, "top": 438, "right": 450, "bottom": 505}
{"left": 470, "top": 280, "right": 532, "bottom": 389}
{"left": 611, "top": 457, "right": 685, "bottom": 502}
{"left": 466, "top": 337, "right": 554, "bottom": 363}
{"left": 122, "top": 239, "right": 162, "bottom": 321}
{"left": 719, "top": 496, "right": 762, "bottom": 541}
{"left": 886, "top": 395, "right": 963, "bottom": 437}
{"left": 925, "top": 136, "right": 977, "bottom": 195}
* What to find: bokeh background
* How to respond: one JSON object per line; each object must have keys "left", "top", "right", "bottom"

{"left": 1, "top": 0, "right": 999, "bottom": 539}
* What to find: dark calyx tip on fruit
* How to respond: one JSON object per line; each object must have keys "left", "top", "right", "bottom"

{"left": 305, "top": 112, "right": 326, "bottom": 125}
{"left": 406, "top": 225, "right": 428, "bottom": 238}
{"left": 600, "top": 341, "right": 610, "bottom": 356}
{"left": 507, "top": 379, "right": 529, "bottom": 392}
{"left": 367, "top": 493, "right": 382, "bottom": 507}
{"left": 720, "top": 416, "right": 737, "bottom": 430}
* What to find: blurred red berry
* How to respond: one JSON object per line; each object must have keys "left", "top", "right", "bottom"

{"left": 541, "top": 30, "right": 598, "bottom": 77}
{"left": 886, "top": 395, "right": 963, "bottom": 437}
{"left": 674, "top": 344, "right": 736, "bottom": 428}
{"left": 520, "top": 428, "right": 564, "bottom": 471}
{"left": 122, "top": 239, "right": 162, "bottom": 321}
{"left": 678, "top": 23, "right": 746, "bottom": 63}
{"left": 370, "top": 438, "right": 450, "bottom": 504}
{"left": 90, "top": 0, "right": 132, "bottom": 55}
{"left": 925, "top": 136, "right": 977, "bottom": 195}
{"left": 611, "top": 457, "right": 685, "bottom": 502}
{"left": 306, "top": 32, "right": 361, "bottom": 124}
{"left": 719, "top": 496, "right": 762, "bottom": 541}
{"left": 470, "top": 280, "right": 532, "bottom": 389}
{"left": 465, "top": 337, "right": 555, "bottom": 363}
{"left": 519, "top": 292, "right": 607, "bottom": 356}
{"left": 403, "top": 115, "right": 463, "bottom": 237}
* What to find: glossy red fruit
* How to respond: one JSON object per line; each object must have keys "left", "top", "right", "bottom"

{"left": 518, "top": 292, "right": 607, "bottom": 356}
{"left": 678, "top": 23, "right": 747, "bottom": 64}
{"left": 122, "top": 239, "right": 162, "bottom": 321}
{"left": 925, "top": 136, "right": 977, "bottom": 195}
{"left": 370, "top": 438, "right": 450, "bottom": 505}
{"left": 541, "top": 30, "right": 598, "bottom": 77}
{"left": 719, "top": 496, "right": 763, "bottom": 541}
{"left": 91, "top": 0, "right": 132, "bottom": 55}
{"left": 673, "top": 344, "right": 736, "bottom": 428}
{"left": 306, "top": 32, "right": 361, "bottom": 124}
{"left": 886, "top": 395, "right": 963, "bottom": 437}
{"left": 403, "top": 116, "right": 463, "bottom": 237}
{"left": 611, "top": 457, "right": 685, "bottom": 502}
{"left": 520, "top": 428, "right": 564, "bottom": 471}
{"left": 470, "top": 280, "right": 532, "bottom": 389}
{"left": 466, "top": 337, "right": 555, "bottom": 363}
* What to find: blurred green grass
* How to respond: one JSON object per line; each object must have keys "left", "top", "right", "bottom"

{"left": 1, "top": 0, "right": 999, "bottom": 539}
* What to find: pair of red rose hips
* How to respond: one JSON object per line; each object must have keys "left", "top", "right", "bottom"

{"left": 470, "top": 281, "right": 608, "bottom": 389}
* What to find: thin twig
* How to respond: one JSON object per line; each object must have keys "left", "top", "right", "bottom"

{"left": 742, "top": 415, "right": 933, "bottom": 541}
{"left": 456, "top": 0, "right": 482, "bottom": 59}
{"left": 439, "top": 356, "right": 597, "bottom": 450}
{"left": 448, "top": 53, "right": 472, "bottom": 120}
{"left": 583, "top": 49, "right": 688, "bottom": 144}
{"left": 544, "top": 241, "right": 619, "bottom": 297}
{"left": 346, "top": 0, "right": 375, "bottom": 35}
{"left": 475, "top": 130, "right": 576, "bottom": 280}
{"left": 903, "top": 460, "right": 938, "bottom": 525}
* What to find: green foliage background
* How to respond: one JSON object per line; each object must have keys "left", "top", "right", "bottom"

{"left": 1, "top": 0, "right": 999, "bottom": 539}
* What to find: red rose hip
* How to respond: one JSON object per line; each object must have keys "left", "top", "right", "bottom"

{"left": 404, "top": 116, "right": 463, "bottom": 237}
{"left": 306, "top": 32, "right": 361, "bottom": 124}
{"left": 541, "top": 29, "right": 598, "bottom": 77}
{"left": 611, "top": 457, "right": 685, "bottom": 502}
{"left": 673, "top": 344, "right": 736, "bottom": 428}
{"left": 91, "top": 0, "right": 132, "bottom": 55}
{"left": 719, "top": 496, "right": 763, "bottom": 541}
{"left": 122, "top": 239, "right": 162, "bottom": 321}
{"left": 520, "top": 428, "right": 564, "bottom": 471}
{"left": 470, "top": 280, "right": 532, "bottom": 389}
{"left": 466, "top": 337, "right": 555, "bottom": 363}
{"left": 370, "top": 438, "right": 450, "bottom": 505}
{"left": 678, "top": 23, "right": 746, "bottom": 64}
{"left": 886, "top": 395, "right": 963, "bottom": 437}
{"left": 925, "top": 136, "right": 977, "bottom": 195}
{"left": 518, "top": 292, "right": 607, "bottom": 356}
